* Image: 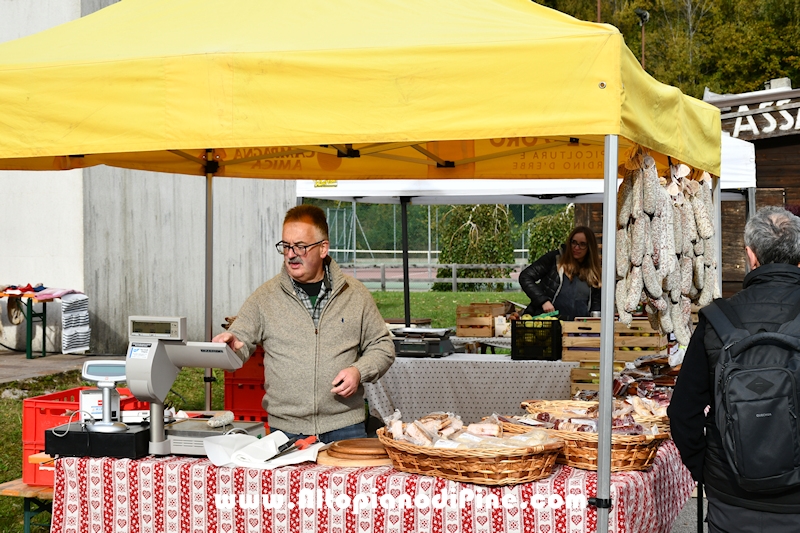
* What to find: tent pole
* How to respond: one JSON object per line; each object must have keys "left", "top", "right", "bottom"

{"left": 401, "top": 196, "right": 411, "bottom": 327}
{"left": 712, "top": 176, "right": 722, "bottom": 293}
{"left": 352, "top": 200, "right": 357, "bottom": 271}
{"left": 204, "top": 152, "right": 214, "bottom": 411}
{"left": 427, "top": 205, "right": 432, "bottom": 281}
{"left": 746, "top": 187, "right": 756, "bottom": 220}
{"left": 744, "top": 187, "right": 757, "bottom": 275}
{"left": 595, "top": 134, "right": 618, "bottom": 533}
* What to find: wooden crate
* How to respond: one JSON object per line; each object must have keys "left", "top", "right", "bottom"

{"left": 570, "top": 382, "right": 600, "bottom": 396}
{"left": 456, "top": 305, "right": 495, "bottom": 337}
{"left": 562, "top": 318, "right": 667, "bottom": 362}
{"left": 576, "top": 360, "right": 627, "bottom": 371}
{"left": 615, "top": 320, "right": 667, "bottom": 361}
{"left": 561, "top": 320, "right": 601, "bottom": 361}
{"left": 570, "top": 367, "right": 601, "bottom": 397}
{"left": 571, "top": 367, "right": 601, "bottom": 383}
{"left": 468, "top": 302, "right": 508, "bottom": 317}
{"left": 691, "top": 304, "right": 701, "bottom": 330}
{"left": 569, "top": 362, "right": 627, "bottom": 396}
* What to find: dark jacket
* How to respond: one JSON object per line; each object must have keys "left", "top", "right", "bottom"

{"left": 668, "top": 263, "right": 800, "bottom": 513}
{"left": 519, "top": 247, "right": 600, "bottom": 318}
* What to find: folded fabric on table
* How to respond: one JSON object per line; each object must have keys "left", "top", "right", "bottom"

{"left": 2, "top": 283, "right": 44, "bottom": 295}
{"left": 204, "top": 430, "right": 325, "bottom": 470}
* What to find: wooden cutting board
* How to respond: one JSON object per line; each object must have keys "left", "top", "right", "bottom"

{"left": 328, "top": 438, "right": 389, "bottom": 459}
{"left": 316, "top": 439, "right": 393, "bottom": 466}
{"left": 316, "top": 449, "right": 393, "bottom": 467}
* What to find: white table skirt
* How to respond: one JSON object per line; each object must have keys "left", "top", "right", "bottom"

{"left": 364, "top": 354, "right": 578, "bottom": 423}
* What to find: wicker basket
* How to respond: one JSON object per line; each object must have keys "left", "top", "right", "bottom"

{"left": 376, "top": 427, "right": 563, "bottom": 485}
{"left": 522, "top": 399, "right": 670, "bottom": 434}
{"left": 632, "top": 414, "right": 671, "bottom": 435}
{"left": 513, "top": 400, "right": 671, "bottom": 472}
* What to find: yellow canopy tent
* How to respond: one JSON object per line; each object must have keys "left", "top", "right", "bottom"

{"left": 0, "top": 1, "right": 719, "bottom": 527}
{"left": 0, "top": 0, "right": 718, "bottom": 176}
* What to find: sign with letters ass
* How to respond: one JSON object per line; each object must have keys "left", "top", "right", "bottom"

{"left": 721, "top": 98, "right": 800, "bottom": 141}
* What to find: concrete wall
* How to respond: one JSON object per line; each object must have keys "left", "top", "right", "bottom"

{"left": 0, "top": 0, "right": 297, "bottom": 354}
{"left": 84, "top": 169, "right": 294, "bottom": 354}
{"left": 0, "top": 0, "right": 80, "bottom": 39}
{"left": 0, "top": 1, "right": 82, "bottom": 352}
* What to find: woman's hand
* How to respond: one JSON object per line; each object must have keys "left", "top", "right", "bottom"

{"left": 542, "top": 301, "right": 555, "bottom": 313}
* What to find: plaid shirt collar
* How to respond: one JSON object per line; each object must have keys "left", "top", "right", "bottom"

{"left": 291, "top": 262, "right": 333, "bottom": 327}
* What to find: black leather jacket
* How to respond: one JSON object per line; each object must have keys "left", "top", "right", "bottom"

{"left": 669, "top": 263, "right": 800, "bottom": 513}
{"left": 518, "top": 247, "right": 600, "bottom": 318}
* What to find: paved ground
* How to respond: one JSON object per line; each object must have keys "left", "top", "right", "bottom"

{"left": 671, "top": 492, "right": 706, "bottom": 533}
{"left": 0, "top": 348, "right": 124, "bottom": 384}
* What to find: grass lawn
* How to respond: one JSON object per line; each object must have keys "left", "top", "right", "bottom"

{"left": 371, "top": 290, "right": 527, "bottom": 328}
{"left": 0, "top": 290, "right": 527, "bottom": 532}
{"left": 0, "top": 368, "right": 227, "bottom": 532}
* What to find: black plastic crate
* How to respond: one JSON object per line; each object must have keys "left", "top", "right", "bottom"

{"left": 511, "top": 319, "right": 562, "bottom": 360}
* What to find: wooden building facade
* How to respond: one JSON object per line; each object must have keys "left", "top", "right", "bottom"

{"left": 711, "top": 80, "right": 800, "bottom": 295}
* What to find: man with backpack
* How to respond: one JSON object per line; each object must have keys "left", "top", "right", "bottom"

{"left": 669, "top": 206, "right": 800, "bottom": 531}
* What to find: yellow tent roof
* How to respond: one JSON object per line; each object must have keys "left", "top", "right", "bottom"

{"left": 0, "top": 0, "right": 720, "bottom": 177}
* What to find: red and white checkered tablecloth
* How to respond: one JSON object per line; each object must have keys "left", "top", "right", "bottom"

{"left": 51, "top": 440, "right": 693, "bottom": 533}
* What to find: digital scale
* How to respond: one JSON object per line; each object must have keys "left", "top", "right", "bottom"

{"left": 392, "top": 327, "right": 455, "bottom": 357}
{"left": 79, "top": 360, "right": 126, "bottom": 431}
{"left": 46, "top": 316, "right": 266, "bottom": 459}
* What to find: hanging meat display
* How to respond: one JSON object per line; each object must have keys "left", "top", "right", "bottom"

{"left": 615, "top": 150, "right": 720, "bottom": 346}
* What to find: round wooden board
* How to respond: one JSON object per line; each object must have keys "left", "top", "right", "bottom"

{"left": 326, "top": 449, "right": 389, "bottom": 460}
{"left": 316, "top": 449, "right": 393, "bottom": 467}
{"left": 328, "top": 438, "right": 388, "bottom": 456}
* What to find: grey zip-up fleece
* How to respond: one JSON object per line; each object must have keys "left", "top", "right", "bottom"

{"left": 228, "top": 258, "right": 395, "bottom": 435}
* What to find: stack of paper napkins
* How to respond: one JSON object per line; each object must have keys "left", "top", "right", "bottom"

{"left": 204, "top": 431, "right": 325, "bottom": 469}
{"left": 61, "top": 293, "right": 90, "bottom": 353}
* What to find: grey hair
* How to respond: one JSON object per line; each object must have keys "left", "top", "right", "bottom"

{"left": 744, "top": 206, "right": 800, "bottom": 265}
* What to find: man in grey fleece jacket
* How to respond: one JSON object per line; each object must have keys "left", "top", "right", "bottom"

{"left": 213, "top": 205, "right": 395, "bottom": 442}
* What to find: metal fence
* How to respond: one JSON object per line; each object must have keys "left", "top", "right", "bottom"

{"left": 336, "top": 262, "right": 523, "bottom": 291}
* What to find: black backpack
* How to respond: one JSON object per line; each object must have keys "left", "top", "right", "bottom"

{"left": 701, "top": 298, "right": 800, "bottom": 493}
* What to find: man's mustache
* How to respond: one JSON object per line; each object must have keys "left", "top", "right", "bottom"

{"left": 288, "top": 257, "right": 303, "bottom": 265}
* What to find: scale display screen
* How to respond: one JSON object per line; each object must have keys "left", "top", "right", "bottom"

{"left": 128, "top": 316, "right": 186, "bottom": 341}
{"left": 82, "top": 360, "right": 127, "bottom": 382}
{"left": 132, "top": 321, "right": 171, "bottom": 335}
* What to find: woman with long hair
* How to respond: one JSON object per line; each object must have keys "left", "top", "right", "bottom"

{"left": 518, "top": 226, "right": 601, "bottom": 320}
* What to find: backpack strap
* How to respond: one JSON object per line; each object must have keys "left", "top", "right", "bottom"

{"left": 699, "top": 298, "right": 746, "bottom": 345}
{"left": 712, "top": 298, "right": 746, "bottom": 328}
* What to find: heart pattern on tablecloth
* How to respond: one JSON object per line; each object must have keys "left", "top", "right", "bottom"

{"left": 48, "top": 443, "right": 696, "bottom": 533}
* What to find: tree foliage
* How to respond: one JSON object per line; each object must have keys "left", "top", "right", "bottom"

{"left": 524, "top": 204, "right": 575, "bottom": 262}
{"left": 534, "top": 0, "right": 800, "bottom": 99}
{"left": 304, "top": 199, "right": 439, "bottom": 257}
{"left": 433, "top": 205, "right": 515, "bottom": 291}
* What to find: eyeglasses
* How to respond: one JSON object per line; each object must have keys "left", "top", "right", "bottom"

{"left": 571, "top": 239, "right": 588, "bottom": 250}
{"left": 275, "top": 240, "right": 326, "bottom": 256}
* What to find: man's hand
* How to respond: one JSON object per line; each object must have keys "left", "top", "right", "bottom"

{"left": 212, "top": 331, "right": 244, "bottom": 352}
{"left": 542, "top": 301, "right": 555, "bottom": 313}
{"left": 331, "top": 367, "right": 361, "bottom": 398}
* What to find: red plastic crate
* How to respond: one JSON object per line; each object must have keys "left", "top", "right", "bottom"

{"left": 22, "top": 442, "right": 55, "bottom": 486}
{"left": 23, "top": 387, "right": 148, "bottom": 445}
{"left": 233, "top": 411, "right": 270, "bottom": 423}
{"left": 224, "top": 377, "right": 268, "bottom": 421}
{"left": 227, "top": 346, "right": 265, "bottom": 379}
